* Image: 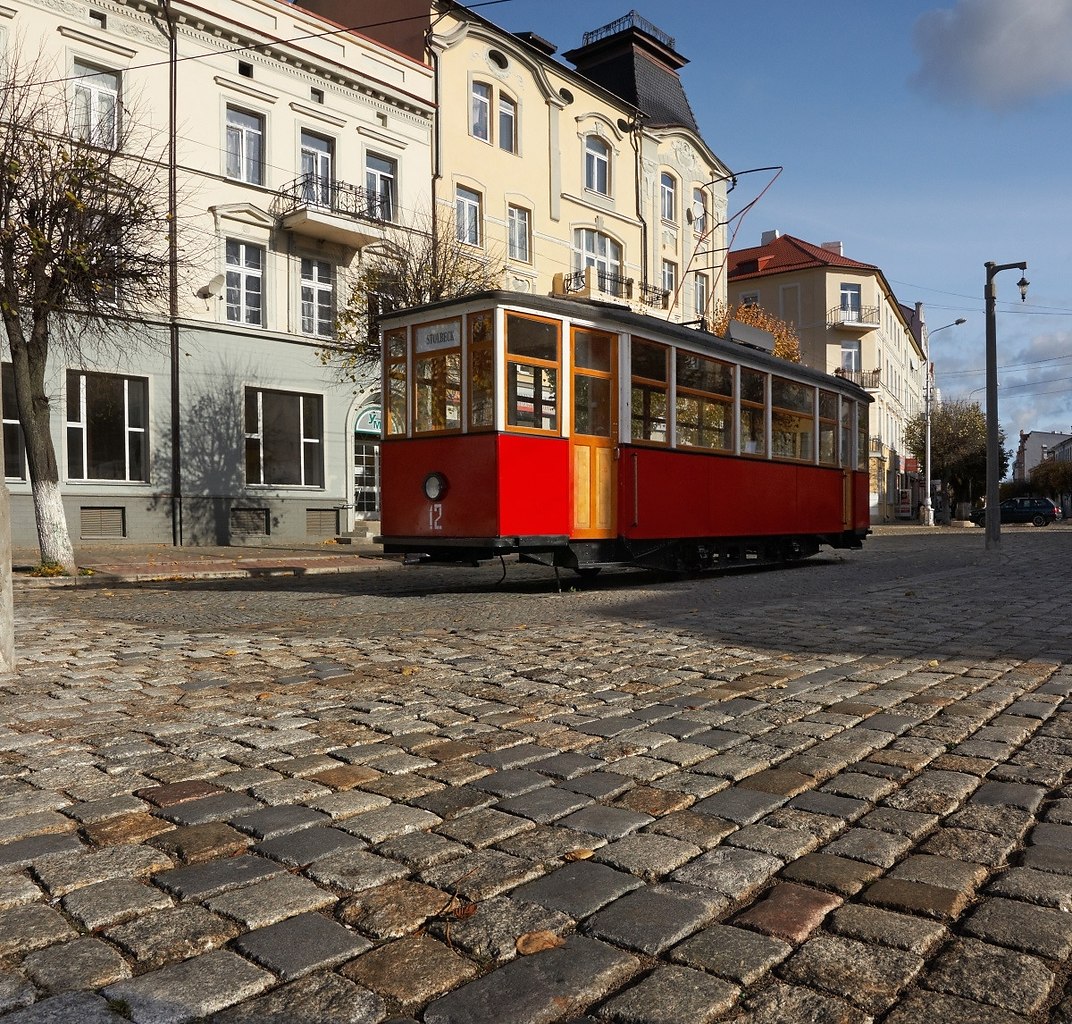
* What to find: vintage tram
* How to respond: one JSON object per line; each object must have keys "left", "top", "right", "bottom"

{"left": 375, "top": 291, "right": 871, "bottom": 576}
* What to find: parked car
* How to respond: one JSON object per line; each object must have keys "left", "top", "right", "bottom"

{"left": 969, "top": 497, "right": 1063, "bottom": 527}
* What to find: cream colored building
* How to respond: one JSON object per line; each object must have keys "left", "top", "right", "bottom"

{"left": 296, "top": 2, "right": 731, "bottom": 326}
{"left": 727, "top": 232, "right": 927, "bottom": 522}
{"left": 2, "top": 0, "right": 434, "bottom": 544}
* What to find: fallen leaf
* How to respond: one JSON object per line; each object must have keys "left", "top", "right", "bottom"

{"left": 563, "top": 848, "right": 594, "bottom": 862}
{"left": 927, "top": 659, "right": 940, "bottom": 668}
{"left": 516, "top": 930, "right": 566, "bottom": 955}
{"left": 256, "top": 692, "right": 271, "bottom": 700}
{"left": 452, "top": 903, "right": 478, "bottom": 920}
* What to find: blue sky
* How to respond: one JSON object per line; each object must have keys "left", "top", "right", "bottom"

{"left": 490, "top": 0, "right": 1072, "bottom": 441}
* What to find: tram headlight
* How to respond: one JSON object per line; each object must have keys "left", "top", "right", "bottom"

{"left": 422, "top": 472, "right": 449, "bottom": 501}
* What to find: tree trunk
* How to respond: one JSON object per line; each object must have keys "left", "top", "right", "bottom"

{"left": 4, "top": 317, "right": 76, "bottom": 574}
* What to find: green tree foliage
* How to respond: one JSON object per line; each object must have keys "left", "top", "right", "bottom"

{"left": 904, "top": 398, "right": 1010, "bottom": 511}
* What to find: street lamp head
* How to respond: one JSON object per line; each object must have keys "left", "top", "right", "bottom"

{"left": 954, "top": 318, "right": 966, "bottom": 325}
{"left": 1017, "top": 275, "right": 1029, "bottom": 302}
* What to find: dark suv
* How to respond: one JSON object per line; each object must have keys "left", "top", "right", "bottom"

{"left": 969, "top": 497, "right": 1063, "bottom": 527}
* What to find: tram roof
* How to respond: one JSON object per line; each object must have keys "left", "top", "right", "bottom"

{"left": 380, "top": 290, "right": 873, "bottom": 401}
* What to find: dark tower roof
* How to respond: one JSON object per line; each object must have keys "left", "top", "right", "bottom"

{"left": 563, "top": 11, "right": 699, "bottom": 131}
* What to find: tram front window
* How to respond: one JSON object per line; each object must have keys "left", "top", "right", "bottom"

{"left": 574, "top": 376, "right": 611, "bottom": 436}
{"left": 506, "top": 313, "right": 560, "bottom": 433}
{"left": 415, "top": 352, "right": 462, "bottom": 433}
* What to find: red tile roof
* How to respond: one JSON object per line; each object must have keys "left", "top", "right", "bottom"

{"left": 728, "top": 234, "right": 880, "bottom": 282}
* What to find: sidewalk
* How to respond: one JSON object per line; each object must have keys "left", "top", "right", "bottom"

{"left": 11, "top": 539, "right": 393, "bottom": 583}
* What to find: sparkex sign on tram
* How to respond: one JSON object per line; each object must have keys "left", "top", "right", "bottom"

{"left": 375, "top": 291, "right": 871, "bottom": 578}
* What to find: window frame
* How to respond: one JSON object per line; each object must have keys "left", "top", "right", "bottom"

{"left": 244, "top": 386, "right": 324, "bottom": 488}
{"left": 505, "top": 312, "right": 561, "bottom": 436}
{"left": 661, "top": 259, "right": 677, "bottom": 296}
{"left": 299, "top": 129, "right": 334, "bottom": 207}
{"left": 507, "top": 203, "right": 531, "bottom": 263}
{"left": 692, "top": 187, "right": 707, "bottom": 235}
{"left": 471, "top": 81, "right": 491, "bottom": 142}
{"left": 498, "top": 93, "right": 517, "bottom": 153}
{"left": 2, "top": 363, "right": 25, "bottom": 481}
{"left": 412, "top": 318, "right": 463, "bottom": 436}
{"left": 770, "top": 375, "right": 816, "bottom": 463}
{"left": 300, "top": 257, "right": 334, "bottom": 338}
{"left": 660, "top": 171, "right": 676, "bottom": 222}
{"left": 674, "top": 350, "right": 733, "bottom": 452}
{"left": 455, "top": 186, "right": 482, "bottom": 247}
{"left": 225, "top": 105, "right": 264, "bottom": 185}
{"left": 65, "top": 370, "right": 149, "bottom": 483}
{"left": 225, "top": 239, "right": 265, "bottom": 327}
{"left": 71, "top": 60, "right": 120, "bottom": 148}
{"left": 365, "top": 151, "right": 397, "bottom": 221}
{"left": 584, "top": 135, "right": 610, "bottom": 196}
{"left": 630, "top": 338, "right": 670, "bottom": 446}
{"left": 694, "top": 273, "right": 709, "bottom": 321}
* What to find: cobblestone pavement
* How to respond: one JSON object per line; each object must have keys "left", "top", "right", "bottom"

{"left": 2, "top": 530, "right": 1072, "bottom": 1022}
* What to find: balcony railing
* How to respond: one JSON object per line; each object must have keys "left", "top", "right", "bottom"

{"left": 833, "top": 367, "right": 881, "bottom": 390}
{"left": 558, "top": 267, "right": 633, "bottom": 300}
{"left": 639, "top": 282, "right": 670, "bottom": 309}
{"left": 828, "top": 304, "right": 880, "bottom": 329}
{"left": 273, "top": 174, "right": 391, "bottom": 246}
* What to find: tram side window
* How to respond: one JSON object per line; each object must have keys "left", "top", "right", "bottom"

{"left": 840, "top": 400, "right": 851, "bottom": 467}
{"left": 857, "top": 401, "right": 869, "bottom": 471}
{"left": 414, "top": 319, "right": 462, "bottom": 434}
{"left": 675, "top": 351, "right": 732, "bottom": 451}
{"left": 631, "top": 339, "right": 668, "bottom": 443}
{"left": 469, "top": 311, "right": 495, "bottom": 430}
{"left": 384, "top": 328, "right": 407, "bottom": 435}
{"left": 819, "top": 390, "right": 838, "bottom": 465}
{"left": 506, "top": 313, "right": 559, "bottom": 432}
{"left": 740, "top": 368, "right": 766, "bottom": 455}
{"left": 771, "top": 376, "right": 814, "bottom": 461}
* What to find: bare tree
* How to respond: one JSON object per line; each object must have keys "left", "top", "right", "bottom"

{"left": 0, "top": 46, "right": 172, "bottom": 573}
{"left": 322, "top": 208, "right": 506, "bottom": 383}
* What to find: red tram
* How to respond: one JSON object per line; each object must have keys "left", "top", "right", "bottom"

{"left": 375, "top": 291, "right": 871, "bottom": 576}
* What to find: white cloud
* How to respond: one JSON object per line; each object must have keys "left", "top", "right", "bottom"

{"left": 912, "top": 1, "right": 1072, "bottom": 108}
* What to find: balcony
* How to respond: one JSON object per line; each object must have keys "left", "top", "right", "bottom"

{"left": 638, "top": 282, "right": 670, "bottom": 310}
{"left": 828, "top": 304, "right": 880, "bottom": 330}
{"left": 833, "top": 367, "right": 881, "bottom": 390}
{"left": 274, "top": 174, "right": 390, "bottom": 248}
{"left": 553, "top": 266, "right": 633, "bottom": 302}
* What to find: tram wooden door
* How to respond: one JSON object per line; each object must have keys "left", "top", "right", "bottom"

{"left": 570, "top": 327, "right": 617, "bottom": 538}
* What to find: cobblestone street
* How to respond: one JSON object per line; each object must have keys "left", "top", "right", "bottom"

{"left": 1, "top": 529, "right": 1071, "bottom": 1022}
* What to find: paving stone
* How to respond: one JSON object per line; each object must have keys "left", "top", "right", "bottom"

{"left": 426, "top": 895, "right": 573, "bottom": 961}
{"left": 888, "top": 853, "right": 988, "bottom": 892}
{"left": 670, "top": 847, "right": 783, "bottom": 903}
{"left": 255, "top": 825, "right": 367, "bottom": 867}
{"left": 945, "top": 803, "right": 1032, "bottom": 838}
{"left": 135, "top": 780, "right": 224, "bottom": 807}
{"left": 150, "top": 822, "right": 250, "bottom": 863}
{"left": 496, "top": 787, "right": 595, "bottom": 824}
{"left": 528, "top": 752, "right": 604, "bottom": 779}
{"left": 0, "top": 871, "right": 41, "bottom": 910}
{"left": 821, "top": 772, "right": 897, "bottom": 802}
{"left": 970, "top": 780, "right": 1046, "bottom": 812}
{"left": 342, "top": 933, "right": 478, "bottom": 1006}
{"left": 104, "top": 904, "right": 241, "bottom": 967}
{"left": 338, "top": 879, "right": 452, "bottom": 938}
{"left": 734, "top": 980, "right": 870, "bottom": 1024}
{"left": 0, "top": 833, "right": 83, "bottom": 869}
{"left": 883, "top": 989, "right": 1032, "bottom": 1024}
{"left": 156, "top": 792, "right": 261, "bottom": 826}
{"left": 422, "top": 935, "right": 639, "bottom": 1024}
{"left": 23, "top": 936, "right": 131, "bottom": 993}
{"left": 0, "top": 993, "right": 127, "bottom": 1023}
{"left": 420, "top": 848, "right": 541, "bottom": 901}
{"left": 228, "top": 804, "right": 330, "bottom": 839}
{"left": 374, "top": 831, "right": 469, "bottom": 869}
{"left": 61, "top": 878, "right": 173, "bottom": 930}
{"left": 305, "top": 849, "right": 409, "bottom": 893}
{"left": 725, "top": 822, "right": 821, "bottom": 860}
{"left": 103, "top": 949, "right": 273, "bottom": 1024}
{"left": 154, "top": 854, "right": 283, "bottom": 899}
{"left": 644, "top": 810, "right": 735, "bottom": 848}
{"left": 692, "top": 788, "right": 786, "bottom": 824}
{"left": 33, "top": 844, "right": 173, "bottom": 897}
{"left": 412, "top": 786, "right": 495, "bottom": 820}
{"left": 341, "top": 806, "right": 442, "bottom": 844}
{"left": 924, "top": 937, "right": 1055, "bottom": 1014}
{"left": 787, "top": 791, "right": 868, "bottom": 822}
{"left": 859, "top": 806, "right": 939, "bottom": 838}
{"left": 593, "top": 833, "right": 701, "bottom": 880}
{"left": 779, "top": 852, "right": 882, "bottom": 896}
{"left": 733, "top": 882, "right": 841, "bottom": 942}
{"left": 0, "top": 904, "right": 75, "bottom": 956}
{"left": 494, "top": 824, "right": 607, "bottom": 864}
{"left": 1021, "top": 844, "right": 1072, "bottom": 875}
{"left": 435, "top": 807, "right": 534, "bottom": 848}
{"left": 585, "top": 883, "right": 713, "bottom": 954}
{"left": 860, "top": 877, "right": 970, "bottom": 920}
{"left": 472, "top": 744, "right": 557, "bottom": 769}
{"left": 600, "top": 964, "right": 739, "bottom": 1024}
{"left": 962, "top": 897, "right": 1072, "bottom": 959}
{"left": 780, "top": 933, "right": 924, "bottom": 1014}
{"left": 613, "top": 784, "right": 693, "bottom": 815}
{"left": 84, "top": 813, "right": 173, "bottom": 847}
{"left": 559, "top": 771, "right": 634, "bottom": 801}
{"left": 234, "top": 911, "right": 371, "bottom": 980}
{"left": 204, "top": 872, "right": 334, "bottom": 928}
{"left": 919, "top": 826, "right": 1018, "bottom": 867}
{"left": 512, "top": 860, "right": 643, "bottom": 919}
{"left": 556, "top": 805, "right": 653, "bottom": 840}
{"left": 0, "top": 971, "right": 34, "bottom": 1015}
{"left": 824, "top": 827, "right": 913, "bottom": 868}
{"left": 211, "top": 971, "right": 386, "bottom": 1024}
{"left": 670, "top": 923, "right": 791, "bottom": 983}
{"left": 828, "top": 903, "right": 947, "bottom": 954}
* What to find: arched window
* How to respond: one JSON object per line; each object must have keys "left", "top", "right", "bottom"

{"left": 660, "top": 172, "right": 676, "bottom": 222}
{"left": 585, "top": 136, "right": 610, "bottom": 195}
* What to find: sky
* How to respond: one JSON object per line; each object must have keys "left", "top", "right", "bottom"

{"left": 488, "top": 0, "right": 1072, "bottom": 443}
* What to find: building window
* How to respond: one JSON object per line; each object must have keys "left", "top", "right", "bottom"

{"left": 365, "top": 152, "right": 396, "bottom": 221}
{"left": 456, "top": 186, "right": 482, "bottom": 246}
{"left": 499, "top": 95, "right": 517, "bottom": 153}
{"left": 245, "top": 387, "right": 323, "bottom": 487}
{"left": 225, "top": 240, "right": 264, "bottom": 326}
{"left": 300, "top": 130, "right": 333, "bottom": 207}
{"left": 72, "top": 61, "right": 119, "bottom": 147}
{"left": 575, "top": 228, "right": 623, "bottom": 294}
{"left": 841, "top": 340, "right": 861, "bottom": 372}
{"left": 66, "top": 371, "right": 148, "bottom": 482}
{"left": 2, "top": 363, "right": 25, "bottom": 480}
{"left": 508, "top": 204, "right": 530, "bottom": 262}
{"left": 661, "top": 259, "right": 677, "bottom": 295}
{"left": 225, "top": 106, "right": 264, "bottom": 185}
{"left": 840, "top": 282, "right": 862, "bottom": 318}
{"left": 584, "top": 136, "right": 610, "bottom": 195}
{"left": 660, "top": 172, "right": 676, "bottom": 222}
{"left": 694, "top": 273, "right": 708, "bottom": 320}
{"left": 692, "top": 187, "right": 707, "bottom": 235}
{"left": 300, "top": 258, "right": 333, "bottom": 338}
{"left": 471, "top": 81, "right": 491, "bottom": 141}
{"left": 740, "top": 291, "right": 759, "bottom": 308}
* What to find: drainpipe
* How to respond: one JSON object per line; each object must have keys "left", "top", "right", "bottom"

{"left": 630, "top": 109, "right": 647, "bottom": 290}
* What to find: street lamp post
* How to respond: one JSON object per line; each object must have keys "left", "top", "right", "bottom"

{"left": 922, "top": 318, "right": 966, "bottom": 526}
{"left": 983, "top": 261, "right": 1029, "bottom": 550}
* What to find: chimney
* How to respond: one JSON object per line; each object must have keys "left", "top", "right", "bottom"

{"left": 760, "top": 230, "right": 781, "bottom": 245}
{"left": 821, "top": 241, "right": 844, "bottom": 256}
